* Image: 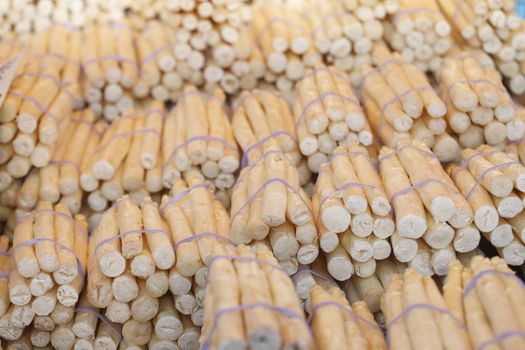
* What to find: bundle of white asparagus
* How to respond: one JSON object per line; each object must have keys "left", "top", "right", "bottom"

{"left": 379, "top": 140, "right": 481, "bottom": 275}
{"left": 309, "top": 284, "right": 386, "bottom": 349}
{"left": 382, "top": 256, "right": 525, "bottom": 350}
{"left": 301, "top": 0, "right": 399, "bottom": 87}
{"left": 440, "top": 52, "right": 522, "bottom": 148}
{"left": 82, "top": 20, "right": 138, "bottom": 121}
{"left": 313, "top": 143, "right": 396, "bottom": 281}
{"left": 448, "top": 144, "right": 525, "bottom": 266}
{"left": 232, "top": 89, "right": 312, "bottom": 184}
{"left": 229, "top": 140, "right": 318, "bottom": 273}
{"left": 201, "top": 242, "right": 313, "bottom": 350}
{"left": 294, "top": 65, "right": 373, "bottom": 173}
{"left": 162, "top": 86, "right": 240, "bottom": 192}
{"left": 9, "top": 110, "right": 105, "bottom": 218}
{"left": 386, "top": 0, "right": 453, "bottom": 74}
{"left": 80, "top": 104, "right": 165, "bottom": 213}
{"left": 251, "top": 2, "right": 321, "bottom": 92}
{"left": 0, "top": 25, "right": 82, "bottom": 180}
{"left": 1, "top": 203, "right": 87, "bottom": 342}
{"left": 363, "top": 44, "right": 461, "bottom": 163}
{"left": 438, "top": 0, "right": 525, "bottom": 95}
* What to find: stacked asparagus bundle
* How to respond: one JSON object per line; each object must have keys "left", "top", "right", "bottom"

{"left": 130, "top": 0, "right": 254, "bottom": 96}
{"left": 294, "top": 65, "right": 373, "bottom": 173}
{"left": 438, "top": 0, "right": 525, "bottom": 95}
{"left": 80, "top": 104, "right": 165, "bottom": 213}
{"left": 229, "top": 140, "right": 318, "bottom": 273}
{"left": 82, "top": 20, "right": 138, "bottom": 121}
{"left": 251, "top": 2, "right": 320, "bottom": 92}
{"left": 386, "top": 0, "right": 453, "bottom": 74}
{"left": 162, "top": 86, "right": 240, "bottom": 193}
{"left": 3, "top": 203, "right": 87, "bottom": 343}
{"left": 309, "top": 284, "right": 386, "bottom": 349}
{"left": 448, "top": 145, "right": 525, "bottom": 266}
{"left": 382, "top": 256, "right": 525, "bottom": 350}
{"left": 363, "top": 44, "right": 461, "bottom": 163}
{"left": 0, "top": 25, "right": 82, "bottom": 181}
{"left": 440, "top": 53, "right": 522, "bottom": 149}
{"left": 305, "top": 0, "right": 399, "bottom": 87}
{"left": 201, "top": 242, "right": 313, "bottom": 350}
{"left": 313, "top": 143, "right": 395, "bottom": 281}
{"left": 379, "top": 140, "right": 480, "bottom": 275}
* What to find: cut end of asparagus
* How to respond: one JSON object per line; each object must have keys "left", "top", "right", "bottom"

{"left": 397, "top": 215, "right": 426, "bottom": 239}
{"left": 321, "top": 206, "right": 351, "bottom": 233}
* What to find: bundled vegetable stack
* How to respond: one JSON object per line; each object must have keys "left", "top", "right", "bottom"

{"left": 364, "top": 44, "right": 460, "bottom": 162}
{"left": 128, "top": 0, "right": 254, "bottom": 96}
{"left": 438, "top": 0, "right": 525, "bottom": 95}
{"left": 229, "top": 139, "right": 318, "bottom": 274}
{"left": 309, "top": 284, "right": 386, "bottom": 350}
{"left": 294, "top": 64, "right": 373, "bottom": 173}
{"left": 313, "top": 143, "right": 394, "bottom": 281}
{"left": 201, "top": 243, "right": 313, "bottom": 350}
{"left": 440, "top": 53, "right": 522, "bottom": 149}
{"left": 0, "top": 25, "right": 82, "bottom": 180}
{"left": 82, "top": 20, "right": 138, "bottom": 121}
{"left": 3, "top": 202, "right": 87, "bottom": 344}
{"left": 382, "top": 257, "right": 525, "bottom": 350}
{"left": 448, "top": 144, "right": 525, "bottom": 266}
{"left": 386, "top": 0, "right": 453, "bottom": 74}
{"left": 162, "top": 86, "right": 240, "bottom": 194}
{"left": 379, "top": 140, "right": 480, "bottom": 275}
{"left": 305, "top": 0, "right": 399, "bottom": 87}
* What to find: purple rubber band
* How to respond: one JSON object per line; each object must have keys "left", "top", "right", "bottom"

{"left": 83, "top": 55, "right": 139, "bottom": 71}
{"left": 293, "top": 268, "right": 338, "bottom": 287}
{"left": 88, "top": 197, "right": 149, "bottom": 238}
{"left": 49, "top": 159, "right": 81, "bottom": 174}
{"left": 444, "top": 79, "right": 507, "bottom": 103}
{"left": 466, "top": 161, "right": 518, "bottom": 200}
{"left": 201, "top": 302, "right": 312, "bottom": 350}
{"left": 463, "top": 269, "right": 525, "bottom": 296}
{"left": 159, "top": 183, "right": 213, "bottom": 214}
{"left": 234, "top": 150, "right": 286, "bottom": 187}
{"left": 459, "top": 150, "right": 500, "bottom": 171}
{"left": 241, "top": 130, "right": 298, "bottom": 167}
{"left": 479, "top": 332, "right": 525, "bottom": 350}
{"left": 508, "top": 138, "right": 525, "bottom": 145}
{"left": 12, "top": 237, "right": 85, "bottom": 279}
{"left": 94, "top": 128, "right": 160, "bottom": 153}
{"left": 377, "top": 86, "right": 434, "bottom": 134}
{"left": 309, "top": 300, "right": 383, "bottom": 332}
{"left": 162, "top": 135, "right": 238, "bottom": 172}
{"left": 230, "top": 177, "right": 313, "bottom": 224}
{"left": 17, "top": 209, "right": 87, "bottom": 237}
{"left": 8, "top": 90, "right": 60, "bottom": 123}
{"left": 386, "top": 303, "right": 466, "bottom": 346}
{"left": 0, "top": 249, "right": 9, "bottom": 257}
{"left": 295, "top": 91, "right": 360, "bottom": 129}
{"left": 75, "top": 306, "right": 122, "bottom": 339}
{"left": 390, "top": 178, "right": 460, "bottom": 205}
{"left": 393, "top": 7, "right": 444, "bottom": 23}
{"left": 69, "top": 117, "right": 103, "bottom": 137}
{"left": 143, "top": 38, "right": 178, "bottom": 64}
{"left": 0, "top": 271, "right": 8, "bottom": 281}
{"left": 14, "top": 71, "right": 81, "bottom": 106}
{"left": 322, "top": 150, "right": 378, "bottom": 174}
{"left": 174, "top": 232, "right": 234, "bottom": 250}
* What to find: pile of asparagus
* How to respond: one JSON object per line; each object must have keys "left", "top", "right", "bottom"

{"left": 387, "top": 0, "right": 453, "bottom": 74}
{"left": 448, "top": 145, "right": 525, "bottom": 266}
{"left": 230, "top": 140, "right": 318, "bottom": 273}
{"left": 0, "top": 26, "right": 82, "bottom": 181}
{"left": 3, "top": 203, "right": 87, "bottom": 344}
{"left": 294, "top": 64, "right": 373, "bottom": 173}
{"left": 313, "top": 143, "right": 394, "bottom": 281}
{"left": 82, "top": 20, "right": 138, "bottom": 121}
{"left": 364, "top": 44, "right": 460, "bottom": 163}
{"left": 379, "top": 140, "right": 480, "bottom": 275}
{"left": 438, "top": 0, "right": 525, "bottom": 95}
{"left": 440, "top": 53, "right": 521, "bottom": 148}
{"left": 162, "top": 86, "right": 240, "bottom": 195}
{"left": 201, "top": 243, "right": 313, "bottom": 350}
{"left": 383, "top": 256, "right": 525, "bottom": 350}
